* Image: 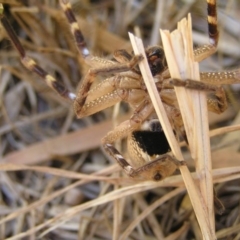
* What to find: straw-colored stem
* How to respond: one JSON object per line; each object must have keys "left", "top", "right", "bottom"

{"left": 129, "top": 13, "right": 215, "bottom": 239}
{"left": 161, "top": 14, "right": 215, "bottom": 238}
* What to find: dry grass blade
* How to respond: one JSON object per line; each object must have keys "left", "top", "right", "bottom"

{"left": 2, "top": 119, "right": 113, "bottom": 164}
{"left": 119, "top": 187, "right": 186, "bottom": 240}
{"left": 210, "top": 124, "right": 240, "bottom": 138}
{"left": 0, "top": 164, "right": 240, "bottom": 239}
{"left": 0, "top": 177, "right": 185, "bottom": 239}
{"left": 0, "top": 163, "right": 117, "bottom": 182}
{"left": 129, "top": 15, "right": 215, "bottom": 238}
{"left": 160, "top": 14, "right": 215, "bottom": 238}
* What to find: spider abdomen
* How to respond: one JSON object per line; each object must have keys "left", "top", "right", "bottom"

{"left": 127, "top": 120, "right": 171, "bottom": 169}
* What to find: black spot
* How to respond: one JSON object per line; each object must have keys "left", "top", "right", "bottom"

{"left": 132, "top": 128, "right": 170, "bottom": 156}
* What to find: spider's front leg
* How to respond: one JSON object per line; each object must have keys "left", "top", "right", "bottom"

{"left": 102, "top": 100, "right": 184, "bottom": 181}
{"left": 74, "top": 53, "right": 143, "bottom": 118}
{"left": 0, "top": 7, "right": 75, "bottom": 101}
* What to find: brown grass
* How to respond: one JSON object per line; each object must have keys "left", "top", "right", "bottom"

{"left": 1, "top": 0, "right": 240, "bottom": 239}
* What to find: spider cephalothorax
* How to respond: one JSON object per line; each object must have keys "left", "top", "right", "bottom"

{"left": 145, "top": 46, "right": 167, "bottom": 76}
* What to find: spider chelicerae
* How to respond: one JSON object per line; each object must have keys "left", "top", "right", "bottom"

{"left": 0, "top": 0, "right": 239, "bottom": 182}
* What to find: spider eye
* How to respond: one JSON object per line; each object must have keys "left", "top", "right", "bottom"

{"left": 153, "top": 172, "right": 162, "bottom": 181}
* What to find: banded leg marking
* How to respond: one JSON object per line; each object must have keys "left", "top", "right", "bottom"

{"left": 60, "top": 0, "right": 90, "bottom": 58}
{"left": 194, "top": 0, "right": 219, "bottom": 61}
{"left": 0, "top": 7, "right": 75, "bottom": 100}
{"left": 207, "top": 0, "right": 219, "bottom": 45}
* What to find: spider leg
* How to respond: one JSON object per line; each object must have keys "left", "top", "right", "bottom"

{"left": 59, "top": 0, "right": 90, "bottom": 58}
{"left": 102, "top": 99, "right": 153, "bottom": 167}
{"left": 105, "top": 144, "right": 184, "bottom": 181}
{"left": 74, "top": 54, "right": 143, "bottom": 117}
{"left": 199, "top": 69, "right": 240, "bottom": 112}
{"left": 102, "top": 99, "right": 153, "bottom": 144}
{"left": 200, "top": 71, "right": 240, "bottom": 85}
{"left": 194, "top": 0, "right": 218, "bottom": 62}
{"left": 190, "top": 0, "right": 240, "bottom": 113}
{"left": 170, "top": 78, "right": 227, "bottom": 114}
{"left": 0, "top": 7, "right": 75, "bottom": 101}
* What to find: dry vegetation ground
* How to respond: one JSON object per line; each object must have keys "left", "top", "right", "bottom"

{"left": 0, "top": 0, "right": 240, "bottom": 239}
